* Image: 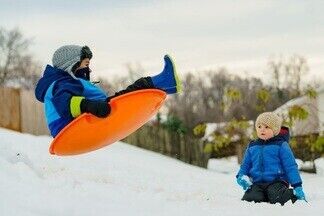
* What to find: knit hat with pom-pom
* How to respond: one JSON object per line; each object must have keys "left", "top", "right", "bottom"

{"left": 255, "top": 112, "right": 283, "bottom": 136}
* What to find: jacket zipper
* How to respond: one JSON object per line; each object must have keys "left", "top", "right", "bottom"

{"left": 260, "top": 140, "right": 265, "bottom": 181}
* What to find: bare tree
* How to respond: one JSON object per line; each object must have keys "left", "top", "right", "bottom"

{"left": 96, "top": 62, "right": 144, "bottom": 96}
{"left": 285, "top": 55, "right": 309, "bottom": 97}
{"left": 268, "top": 55, "right": 309, "bottom": 99}
{"left": 268, "top": 57, "right": 284, "bottom": 99}
{"left": 124, "top": 62, "right": 146, "bottom": 83}
{"left": 0, "top": 27, "right": 40, "bottom": 89}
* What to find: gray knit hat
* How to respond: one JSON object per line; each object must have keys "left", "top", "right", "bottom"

{"left": 52, "top": 45, "right": 92, "bottom": 77}
{"left": 255, "top": 112, "right": 283, "bottom": 136}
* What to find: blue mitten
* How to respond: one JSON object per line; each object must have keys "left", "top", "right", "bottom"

{"left": 294, "top": 186, "right": 306, "bottom": 201}
{"left": 236, "top": 175, "right": 252, "bottom": 191}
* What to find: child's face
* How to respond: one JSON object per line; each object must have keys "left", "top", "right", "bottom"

{"left": 78, "top": 58, "right": 91, "bottom": 70}
{"left": 256, "top": 123, "right": 274, "bottom": 140}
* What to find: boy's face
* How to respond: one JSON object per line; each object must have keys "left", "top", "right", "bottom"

{"left": 256, "top": 123, "right": 274, "bottom": 140}
{"left": 79, "top": 58, "right": 91, "bottom": 70}
{"left": 73, "top": 58, "right": 92, "bottom": 80}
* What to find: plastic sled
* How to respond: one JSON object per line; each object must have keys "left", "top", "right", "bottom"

{"left": 49, "top": 89, "right": 167, "bottom": 156}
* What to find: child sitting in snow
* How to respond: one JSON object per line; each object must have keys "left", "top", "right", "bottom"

{"left": 35, "top": 45, "right": 180, "bottom": 137}
{"left": 236, "top": 112, "right": 306, "bottom": 205}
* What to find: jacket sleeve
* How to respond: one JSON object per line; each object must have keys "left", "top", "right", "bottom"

{"left": 236, "top": 145, "right": 252, "bottom": 178}
{"left": 279, "top": 142, "right": 302, "bottom": 187}
{"left": 51, "top": 79, "right": 84, "bottom": 119}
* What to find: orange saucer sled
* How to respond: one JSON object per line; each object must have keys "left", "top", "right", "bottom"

{"left": 49, "top": 89, "right": 167, "bottom": 156}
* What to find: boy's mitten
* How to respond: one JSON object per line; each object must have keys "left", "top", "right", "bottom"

{"left": 293, "top": 186, "right": 306, "bottom": 201}
{"left": 237, "top": 175, "right": 252, "bottom": 191}
{"left": 80, "top": 99, "right": 111, "bottom": 118}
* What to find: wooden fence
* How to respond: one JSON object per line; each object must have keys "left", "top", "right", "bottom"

{"left": 0, "top": 87, "right": 21, "bottom": 131}
{"left": 0, "top": 87, "right": 48, "bottom": 135}
{"left": 20, "top": 90, "right": 49, "bottom": 135}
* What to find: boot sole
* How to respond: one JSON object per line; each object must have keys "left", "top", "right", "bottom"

{"left": 165, "top": 54, "right": 182, "bottom": 93}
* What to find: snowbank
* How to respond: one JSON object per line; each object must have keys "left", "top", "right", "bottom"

{"left": 0, "top": 128, "right": 323, "bottom": 216}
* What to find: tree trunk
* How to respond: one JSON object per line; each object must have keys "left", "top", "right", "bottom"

{"left": 236, "top": 142, "right": 244, "bottom": 164}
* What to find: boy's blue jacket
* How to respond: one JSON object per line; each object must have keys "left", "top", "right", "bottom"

{"left": 237, "top": 127, "right": 302, "bottom": 187}
{"left": 35, "top": 65, "right": 107, "bottom": 137}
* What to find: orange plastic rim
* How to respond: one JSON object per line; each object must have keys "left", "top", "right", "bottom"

{"left": 49, "top": 89, "right": 166, "bottom": 156}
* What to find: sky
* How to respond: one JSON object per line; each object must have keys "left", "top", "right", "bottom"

{"left": 1, "top": 0, "right": 324, "bottom": 84}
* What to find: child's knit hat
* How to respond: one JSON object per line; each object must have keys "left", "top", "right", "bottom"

{"left": 52, "top": 45, "right": 92, "bottom": 76}
{"left": 255, "top": 112, "right": 283, "bottom": 136}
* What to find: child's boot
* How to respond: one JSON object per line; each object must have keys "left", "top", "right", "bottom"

{"left": 151, "top": 55, "right": 181, "bottom": 94}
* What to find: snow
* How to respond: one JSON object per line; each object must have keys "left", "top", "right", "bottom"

{"left": 0, "top": 127, "right": 323, "bottom": 216}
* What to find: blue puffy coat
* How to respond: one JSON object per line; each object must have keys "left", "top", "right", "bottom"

{"left": 35, "top": 65, "right": 107, "bottom": 137}
{"left": 237, "top": 127, "right": 302, "bottom": 188}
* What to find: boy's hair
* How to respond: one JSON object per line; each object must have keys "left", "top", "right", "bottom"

{"left": 255, "top": 112, "right": 283, "bottom": 136}
{"left": 52, "top": 45, "right": 92, "bottom": 75}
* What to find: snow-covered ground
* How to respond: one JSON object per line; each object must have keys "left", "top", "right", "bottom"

{"left": 0, "top": 128, "right": 323, "bottom": 216}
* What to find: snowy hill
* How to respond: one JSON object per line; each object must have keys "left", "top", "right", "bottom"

{"left": 0, "top": 128, "right": 323, "bottom": 216}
